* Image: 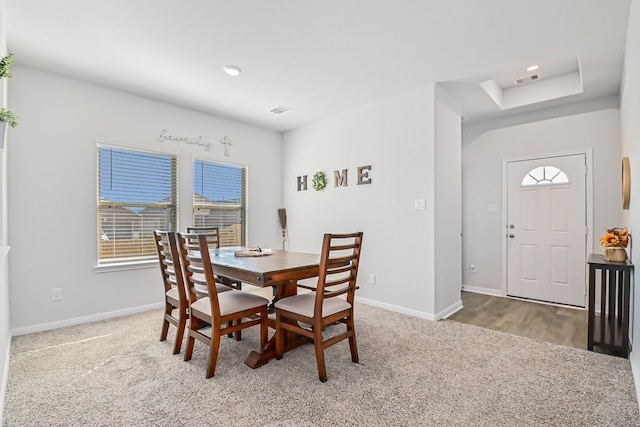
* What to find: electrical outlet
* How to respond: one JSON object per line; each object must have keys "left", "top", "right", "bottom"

{"left": 369, "top": 274, "right": 376, "bottom": 285}
{"left": 52, "top": 288, "right": 62, "bottom": 301}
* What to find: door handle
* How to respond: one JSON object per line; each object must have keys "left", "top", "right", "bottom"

{"left": 509, "top": 234, "right": 515, "bottom": 238}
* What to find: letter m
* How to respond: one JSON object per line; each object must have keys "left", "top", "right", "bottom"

{"left": 334, "top": 169, "right": 348, "bottom": 187}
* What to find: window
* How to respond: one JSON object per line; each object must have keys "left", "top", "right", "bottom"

{"left": 193, "top": 159, "right": 247, "bottom": 246}
{"left": 521, "top": 166, "right": 569, "bottom": 186}
{"left": 97, "top": 146, "right": 177, "bottom": 264}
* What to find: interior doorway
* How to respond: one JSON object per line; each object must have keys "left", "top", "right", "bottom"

{"left": 505, "top": 153, "right": 588, "bottom": 307}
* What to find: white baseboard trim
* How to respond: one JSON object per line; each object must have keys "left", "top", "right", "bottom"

{"left": 11, "top": 302, "right": 164, "bottom": 336}
{"left": 438, "top": 300, "right": 464, "bottom": 319}
{"left": 0, "top": 332, "right": 12, "bottom": 425}
{"left": 630, "top": 351, "right": 640, "bottom": 411}
{"left": 355, "top": 296, "right": 438, "bottom": 321}
{"left": 462, "top": 285, "right": 504, "bottom": 297}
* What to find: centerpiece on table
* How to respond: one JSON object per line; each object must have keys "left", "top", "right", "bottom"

{"left": 599, "top": 226, "right": 630, "bottom": 262}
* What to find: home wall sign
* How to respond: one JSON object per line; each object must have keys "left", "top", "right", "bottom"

{"left": 297, "top": 165, "right": 372, "bottom": 191}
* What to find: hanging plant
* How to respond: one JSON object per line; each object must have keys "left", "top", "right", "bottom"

{"left": 0, "top": 108, "right": 18, "bottom": 127}
{"left": 0, "top": 53, "right": 14, "bottom": 79}
{"left": 312, "top": 171, "right": 328, "bottom": 191}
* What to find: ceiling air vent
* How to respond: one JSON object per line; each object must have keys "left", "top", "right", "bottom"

{"left": 515, "top": 74, "right": 540, "bottom": 86}
{"left": 268, "top": 105, "right": 292, "bottom": 115}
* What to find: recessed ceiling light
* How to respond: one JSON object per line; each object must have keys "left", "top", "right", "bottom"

{"left": 223, "top": 65, "right": 242, "bottom": 77}
{"left": 526, "top": 65, "right": 539, "bottom": 72}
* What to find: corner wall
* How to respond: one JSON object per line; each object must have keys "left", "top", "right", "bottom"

{"left": 462, "top": 108, "right": 622, "bottom": 295}
{"left": 620, "top": 0, "right": 640, "bottom": 408}
{"left": 0, "top": 0, "right": 11, "bottom": 421}
{"left": 282, "top": 84, "right": 462, "bottom": 319}
{"left": 6, "top": 65, "right": 282, "bottom": 333}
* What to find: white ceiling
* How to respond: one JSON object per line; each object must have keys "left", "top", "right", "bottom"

{"left": 2, "top": 0, "right": 632, "bottom": 132}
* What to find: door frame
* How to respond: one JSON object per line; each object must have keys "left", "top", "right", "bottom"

{"left": 500, "top": 149, "right": 594, "bottom": 305}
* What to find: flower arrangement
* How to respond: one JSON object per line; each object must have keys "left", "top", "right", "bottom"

{"left": 599, "top": 227, "right": 630, "bottom": 248}
{"left": 312, "top": 171, "right": 328, "bottom": 191}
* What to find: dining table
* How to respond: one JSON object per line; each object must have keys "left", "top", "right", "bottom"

{"left": 209, "top": 247, "right": 321, "bottom": 368}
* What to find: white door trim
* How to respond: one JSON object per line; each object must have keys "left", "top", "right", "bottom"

{"left": 501, "top": 149, "right": 593, "bottom": 300}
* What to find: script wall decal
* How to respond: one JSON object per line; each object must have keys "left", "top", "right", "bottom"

{"left": 157, "top": 130, "right": 235, "bottom": 156}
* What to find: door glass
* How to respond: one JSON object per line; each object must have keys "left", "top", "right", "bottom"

{"left": 521, "top": 166, "right": 569, "bottom": 186}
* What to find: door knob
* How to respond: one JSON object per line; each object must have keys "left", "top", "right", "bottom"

{"left": 509, "top": 234, "right": 515, "bottom": 238}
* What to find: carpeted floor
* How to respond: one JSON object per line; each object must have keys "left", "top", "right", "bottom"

{"left": 3, "top": 303, "right": 639, "bottom": 426}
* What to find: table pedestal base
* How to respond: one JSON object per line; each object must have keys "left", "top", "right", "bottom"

{"left": 244, "top": 280, "right": 310, "bottom": 368}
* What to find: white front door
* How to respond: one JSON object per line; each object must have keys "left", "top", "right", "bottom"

{"left": 506, "top": 154, "right": 586, "bottom": 307}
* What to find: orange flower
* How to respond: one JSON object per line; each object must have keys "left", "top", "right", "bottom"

{"left": 600, "top": 227, "right": 630, "bottom": 248}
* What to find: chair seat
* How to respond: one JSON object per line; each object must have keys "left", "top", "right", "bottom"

{"left": 166, "top": 287, "right": 180, "bottom": 301}
{"left": 274, "top": 292, "right": 351, "bottom": 318}
{"left": 192, "top": 291, "right": 270, "bottom": 317}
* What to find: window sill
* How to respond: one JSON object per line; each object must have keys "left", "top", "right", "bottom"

{"left": 94, "top": 259, "right": 158, "bottom": 273}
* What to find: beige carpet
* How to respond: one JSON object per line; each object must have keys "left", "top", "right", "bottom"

{"left": 3, "top": 303, "right": 639, "bottom": 426}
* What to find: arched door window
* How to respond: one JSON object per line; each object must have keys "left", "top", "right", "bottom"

{"left": 521, "top": 166, "right": 569, "bottom": 186}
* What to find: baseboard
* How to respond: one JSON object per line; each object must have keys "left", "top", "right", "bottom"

{"left": 355, "top": 296, "right": 437, "bottom": 321}
{"left": 438, "top": 300, "right": 464, "bottom": 319}
{"left": 462, "top": 285, "right": 504, "bottom": 297}
{"left": 0, "top": 331, "right": 11, "bottom": 425}
{"left": 631, "top": 350, "right": 640, "bottom": 411}
{"left": 10, "top": 302, "right": 164, "bottom": 336}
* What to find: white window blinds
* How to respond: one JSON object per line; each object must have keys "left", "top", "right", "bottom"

{"left": 193, "top": 159, "right": 247, "bottom": 247}
{"left": 98, "top": 146, "right": 177, "bottom": 263}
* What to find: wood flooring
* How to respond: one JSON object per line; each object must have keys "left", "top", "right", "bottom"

{"left": 448, "top": 291, "right": 588, "bottom": 350}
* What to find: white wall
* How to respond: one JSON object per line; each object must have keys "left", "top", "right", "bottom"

{"left": 282, "top": 84, "right": 462, "bottom": 319}
{"left": 434, "top": 87, "right": 462, "bottom": 315}
{"left": 0, "top": 1, "right": 11, "bottom": 420}
{"left": 6, "top": 65, "right": 282, "bottom": 332}
{"left": 620, "top": 0, "right": 640, "bottom": 407}
{"left": 462, "top": 108, "right": 622, "bottom": 295}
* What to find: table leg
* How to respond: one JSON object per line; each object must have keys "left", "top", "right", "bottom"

{"left": 244, "top": 281, "right": 309, "bottom": 368}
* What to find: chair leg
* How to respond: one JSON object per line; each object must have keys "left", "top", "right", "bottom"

{"left": 227, "top": 321, "right": 234, "bottom": 339}
{"left": 260, "top": 310, "right": 268, "bottom": 348}
{"left": 184, "top": 317, "right": 198, "bottom": 362}
{"left": 275, "top": 313, "right": 283, "bottom": 360}
{"left": 226, "top": 320, "right": 242, "bottom": 340}
{"left": 160, "top": 303, "right": 172, "bottom": 341}
{"left": 314, "top": 326, "right": 327, "bottom": 382}
{"left": 173, "top": 309, "right": 187, "bottom": 355}
{"left": 347, "top": 316, "right": 359, "bottom": 363}
{"left": 206, "top": 331, "right": 221, "bottom": 379}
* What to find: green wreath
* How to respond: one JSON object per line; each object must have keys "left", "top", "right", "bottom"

{"left": 312, "top": 171, "right": 328, "bottom": 191}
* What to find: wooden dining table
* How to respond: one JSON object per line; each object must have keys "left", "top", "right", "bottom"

{"left": 209, "top": 247, "right": 321, "bottom": 368}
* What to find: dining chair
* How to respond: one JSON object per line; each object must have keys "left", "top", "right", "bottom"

{"left": 274, "top": 232, "right": 363, "bottom": 382}
{"left": 186, "top": 227, "right": 243, "bottom": 290}
{"left": 153, "top": 230, "right": 190, "bottom": 355}
{"left": 178, "top": 232, "right": 270, "bottom": 378}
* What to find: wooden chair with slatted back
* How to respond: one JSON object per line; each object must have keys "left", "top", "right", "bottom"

{"left": 187, "top": 227, "right": 243, "bottom": 290}
{"left": 274, "top": 232, "right": 363, "bottom": 382}
{"left": 178, "top": 232, "right": 270, "bottom": 378}
{"left": 154, "top": 230, "right": 189, "bottom": 354}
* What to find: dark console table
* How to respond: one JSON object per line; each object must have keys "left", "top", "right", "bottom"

{"left": 587, "top": 254, "right": 633, "bottom": 357}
